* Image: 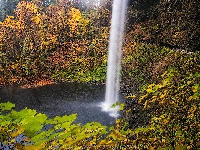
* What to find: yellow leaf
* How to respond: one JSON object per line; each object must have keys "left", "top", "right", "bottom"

{"left": 160, "top": 90, "right": 168, "bottom": 99}
{"left": 138, "top": 94, "right": 148, "bottom": 103}
{"left": 144, "top": 100, "right": 148, "bottom": 108}
{"left": 11, "top": 127, "right": 24, "bottom": 138}
{"left": 189, "top": 105, "right": 197, "bottom": 113}
{"left": 162, "top": 80, "right": 169, "bottom": 86}
{"left": 192, "top": 84, "right": 199, "bottom": 93}
{"left": 126, "top": 94, "right": 137, "bottom": 99}
{"left": 146, "top": 87, "right": 152, "bottom": 93}
{"left": 188, "top": 96, "right": 193, "bottom": 101}
{"left": 149, "top": 146, "right": 156, "bottom": 150}
{"left": 161, "top": 71, "right": 167, "bottom": 77}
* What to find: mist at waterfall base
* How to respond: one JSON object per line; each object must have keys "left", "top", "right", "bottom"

{"left": 99, "top": 0, "right": 128, "bottom": 118}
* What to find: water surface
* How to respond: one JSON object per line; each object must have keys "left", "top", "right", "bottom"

{"left": 0, "top": 82, "right": 125, "bottom": 126}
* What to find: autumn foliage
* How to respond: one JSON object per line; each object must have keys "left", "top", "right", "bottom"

{"left": 0, "top": 0, "right": 110, "bottom": 85}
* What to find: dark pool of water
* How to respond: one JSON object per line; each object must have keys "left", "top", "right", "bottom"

{"left": 0, "top": 82, "right": 125, "bottom": 126}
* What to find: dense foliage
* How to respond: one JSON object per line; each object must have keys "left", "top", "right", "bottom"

{"left": 123, "top": 46, "right": 200, "bottom": 149}
{"left": 0, "top": 0, "right": 110, "bottom": 85}
{"left": 0, "top": 102, "right": 134, "bottom": 149}
{"left": 128, "top": 0, "right": 200, "bottom": 51}
{"left": 0, "top": 0, "right": 200, "bottom": 149}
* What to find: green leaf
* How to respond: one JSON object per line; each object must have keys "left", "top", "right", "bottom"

{"left": 119, "top": 103, "right": 124, "bottom": 110}
{"left": 111, "top": 102, "right": 119, "bottom": 108}
{"left": 23, "top": 113, "right": 47, "bottom": 137}
{"left": 0, "top": 102, "right": 15, "bottom": 111}
{"left": 46, "top": 114, "right": 77, "bottom": 126}
{"left": 31, "top": 129, "right": 55, "bottom": 145}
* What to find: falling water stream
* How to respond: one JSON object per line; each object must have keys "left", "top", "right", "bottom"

{"left": 100, "top": 0, "right": 128, "bottom": 117}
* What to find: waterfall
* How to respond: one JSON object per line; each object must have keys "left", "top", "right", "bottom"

{"left": 100, "top": 0, "right": 128, "bottom": 117}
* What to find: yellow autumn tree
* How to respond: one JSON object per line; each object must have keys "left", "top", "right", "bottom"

{"left": 67, "top": 8, "right": 89, "bottom": 35}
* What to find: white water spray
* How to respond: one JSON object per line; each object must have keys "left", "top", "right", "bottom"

{"left": 100, "top": 0, "right": 128, "bottom": 117}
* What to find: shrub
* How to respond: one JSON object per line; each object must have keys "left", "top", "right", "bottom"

{"left": 0, "top": 0, "right": 111, "bottom": 85}
{"left": 126, "top": 52, "right": 200, "bottom": 149}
